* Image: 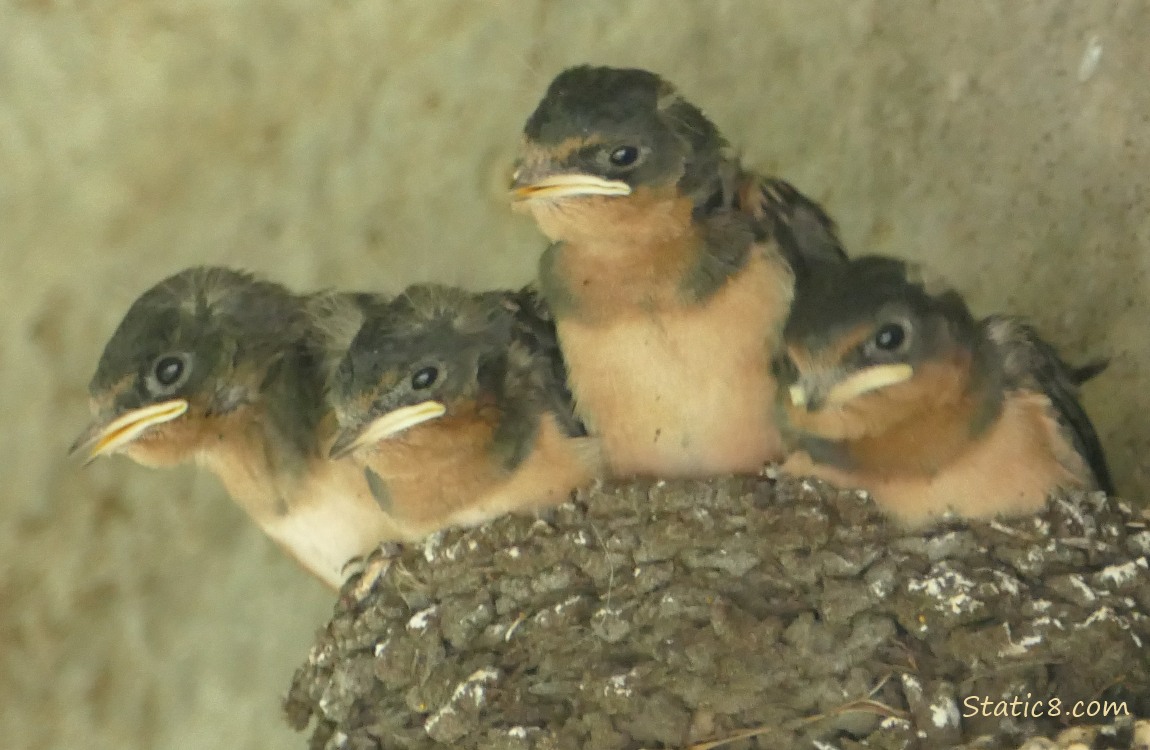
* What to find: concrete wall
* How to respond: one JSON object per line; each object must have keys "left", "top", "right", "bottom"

{"left": 1, "top": 2, "right": 1145, "bottom": 747}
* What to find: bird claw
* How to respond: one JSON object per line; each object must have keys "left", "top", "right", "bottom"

{"left": 343, "top": 542, "right": 405, "bottom": 603}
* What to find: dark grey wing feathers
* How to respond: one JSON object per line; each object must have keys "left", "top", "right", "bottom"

{"left": 744, "top": 175, "right": 849, "bottom": 280}
{"left": 503, "top": 285, "right": 586, "bottom": 438}
{"left": 982, "top": 316, "right": 1114, "bottom": 495}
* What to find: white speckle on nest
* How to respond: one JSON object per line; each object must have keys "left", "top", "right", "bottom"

{"left": 595, "top": 606, "right": 622, "bottom": 621}
{"left": 407, "top": 606, "right": 437, "bottom": 632}
{"left": 1000, "top": 632, "right": 1043, "bottom": 657}
{"left": 1124, "top": 530, "right": 1150, "bottom": 552}
{"left": 507, "top": 727, "right": 529, "bottom": 739}
{"left": 451, "top": 668, "right": 498, "bottom": 705}
{"left": 507, "top": 546, "right": 521, "bottom": 559}
{"left": 1068, "top": 574, "right": 1098, "bottom": 602}
{"left": 424, "top": 706, "right": 455, "bottom": 733}
{"left": 572, "top": 530, "right": 591, "bottom": 546}
{"left": 331, "top": 731, "right": 349, "bottom": 748}
{"left": 1031, "top": 599, "right": 1052, "bottom": 612}
{"left": 503, "top": 613, "right": 525, "bottom": 642}
{"left": 989, "top": 570, "right": 1021, "bottom": 596}
{"left": 661, "top": 593, "right": 675, "bottom": 605}
{"left": 1078, "top": 34, "right": 1103, "bottom": 81}
{"left": 1099, "top": 557, "right": 1148, "bottom": 586}
{"left": 373, "top": 638, "right": 390, "bottom": 657}
{"left": 1026, "top": 547, "right": 1045, "bottom": 564}
{"left": 900, "top": 673, "right": 923, "bottom": 698}
{"left": 946, "top": 592, "right": 978, "bottom": 615}
{"left": 880, "top": 716, "right": 912, "bottom": 730}
{"left": 813, "top": 741, "right": 838, "bottom": 750}
{"left": 801, "top": 480, "right": 815, "bottom": 492}
{"left": 1055, "top": 496, "right": 1088, "bottom": 526}
{"left": 605, "top": 672, "right": 634, "bottom": 698}
{"left": 1081, "top": 606, "right": 1118, "bottom": 628}
{"left": 1031, "top": 517, "right": 1051, "bottom": 535}
{"left": 422, "top": 531, "right": 444, "bottom": 562}
{"left": 467, "top": 539, "right": 479, "bottom": 551}
{"left": 931, "top": 698, "right": 960, "bottom": 728}
{"left": 554, "top": 595, "right": 582, "bottom": 613}
{"left": 870, "top": 578, "right": 892, "bottom": 599}
{"left": 907, "top": 567, "right": 983, "bottom": 615}
{"left": 989, "top": 520, "right": 1020, "bottom": 537}
{"left": 1032, "top": 616, "right": 1064, "bottom": 631}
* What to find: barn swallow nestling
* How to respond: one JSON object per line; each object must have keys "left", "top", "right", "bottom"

{"left": 776, "top": 256, "right": 1114, "bottom": 527}
{"left": 69, "top": 267, "right": 403, "bottom": 588}
{"left": 509, "top": 65, "right": 847, "bottom": 478}
{"left": 326, "top": 284, "right": 601, "bottom": 538}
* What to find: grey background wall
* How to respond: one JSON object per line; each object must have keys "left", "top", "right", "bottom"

{"left": 1, "top": 2, "right": 1146, "bottom": 748}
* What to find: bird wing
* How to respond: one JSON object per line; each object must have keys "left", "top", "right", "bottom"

{"left": 981, "top": 315, "right": 1114, "bottom": 495}
{"left": 502, "top": 285, "right": 586, "bottom": 438}
{"left": 739, "top": 174, "right": 849, "bottom": 280}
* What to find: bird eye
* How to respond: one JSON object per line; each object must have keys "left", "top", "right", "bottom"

{"left": 608, "top": 145, "right": 640, "bottom": 167}
{"left": 873, "top": 323, "right": 907, "bottom": 352}
{"left": 411, "top": 366, "right": 439, "bottom": 390}
{"left": 147, "top": 352, "right": 192, "bottom": 394}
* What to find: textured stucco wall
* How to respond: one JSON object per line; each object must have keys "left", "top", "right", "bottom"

{"left": 1, "top": 2, "right": 1146, "bottom": 748}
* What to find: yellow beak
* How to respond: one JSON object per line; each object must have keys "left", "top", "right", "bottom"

{"left": 789, "top": 364, "right": 915, "bottom": 409}
{"left": 328, "top": 400, "right": 447, "bottom": 459}
{"left": 69, "top": 399, "right": 189, "bottom": 464}
{"left": 510, "top": 173, "right": 632, "bottom": 202}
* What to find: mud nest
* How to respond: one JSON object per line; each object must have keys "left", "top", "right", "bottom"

{"left": 284, "top": 474, "right": 1150, "bottom": 750}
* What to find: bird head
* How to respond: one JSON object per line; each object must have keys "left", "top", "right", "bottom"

{"left": 776, "top": 257, "right": 981, "bottom": 442}
{"left": 70, "top": 267, "right": 307, "bottom": 467}
{"left": 510, "top": 66, "right": 726, "bottom": 229}
{"left": 327, "top": 285, "right": 515, "bottom": 459}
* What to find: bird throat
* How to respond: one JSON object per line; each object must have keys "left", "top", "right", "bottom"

{"left": 537, "top": 190, "right": 737, "bottom": 320}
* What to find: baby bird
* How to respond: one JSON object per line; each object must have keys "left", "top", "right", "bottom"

{"left": 510, "top": 64, "right": 846, "bottom": 479}
{"left": 776, "top": 256, "right": 1114, "bottom": 526}
{"left": 70, "top": 267, "right": 400, "bottom": 588}
{"left": 327, "top": 284, "right": 601, "bottom": 537}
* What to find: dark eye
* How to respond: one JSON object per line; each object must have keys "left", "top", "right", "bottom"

{"left": 146, "top": 352, "right": 192, "bottom": 395}
{"left": 411, "top": 366, "right": 439, "bottom": 390}
{"left": 608, "top": 145, "right": 640, "bottom": 167}
{"left": 873, "top": 323, "right": 907, "bottom": 352}
{"left": 155, "top": 356, "right": 184, "bottom": 386}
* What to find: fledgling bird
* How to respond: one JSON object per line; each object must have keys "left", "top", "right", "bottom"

{"left": 327, "top": 284, "right": 601, "bottom": 537}
{"left": 70, "top": 267, "right": 402, "bottom": 588}
{"left": 776, "top": 256, "right": 1114, "bottom": 526}
{"left": 509, "top": 64, "right": 847, "bottom": 478}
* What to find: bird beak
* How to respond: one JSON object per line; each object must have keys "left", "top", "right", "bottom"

{"left": 328, "top": 401, "right": 447, "bottom": 459}
{"left": 69, "top": 399, "right": 190, "bottom": 464}
{"left": 509, "top": 172, "right": 632, "bottom": 202}
{"left": 788, "top": 364, "right": 914, "bottom": 410}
